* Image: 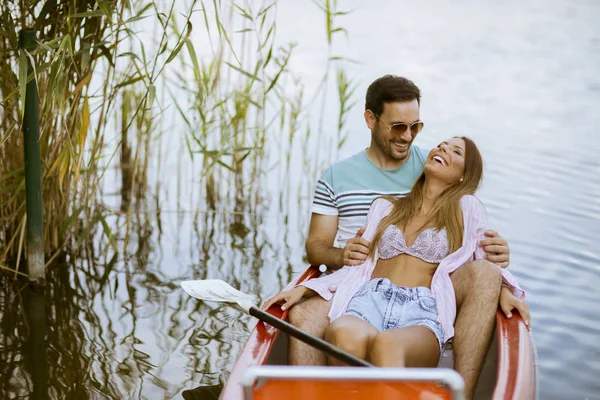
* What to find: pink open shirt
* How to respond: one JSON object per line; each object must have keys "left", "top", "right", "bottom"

{"left": 300, "top": 196, "right": 525, "bottom": 343}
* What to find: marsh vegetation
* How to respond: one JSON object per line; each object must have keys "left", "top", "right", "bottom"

{"left": 0, "top": 0, "right": 356, "bottom": 397}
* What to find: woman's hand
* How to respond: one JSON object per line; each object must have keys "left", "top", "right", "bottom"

{"left": 499, "top": 285, "right": 531, "bottom": 329}
{"left": 263, "top": 286, "right": 310, "bottom": 311}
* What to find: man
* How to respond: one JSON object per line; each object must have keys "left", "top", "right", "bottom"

{"left": 290, "top": 75, "right": 518, "bottom": 398}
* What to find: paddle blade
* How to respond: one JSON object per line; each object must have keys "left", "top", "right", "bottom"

{"left": 181, "top": 280, "right": 257, "bottom": 312}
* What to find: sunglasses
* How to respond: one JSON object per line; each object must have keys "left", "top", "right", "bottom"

{"left": 373, "top": 112, "right": 424, "bottom": 136}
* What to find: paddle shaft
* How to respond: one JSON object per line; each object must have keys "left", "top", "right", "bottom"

{"left": 248, "top": 306, "right": 373, "bottom": 367}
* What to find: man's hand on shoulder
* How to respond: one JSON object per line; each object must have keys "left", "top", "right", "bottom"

{"left": 478, "top": 230, "right": 510, "bottom": 268}
{"left": 341, "top": 227, "right": 371, "bottom": 266}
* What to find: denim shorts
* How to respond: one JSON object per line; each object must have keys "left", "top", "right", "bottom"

{"left": 344, "top": 278, "right": 445, "bottom": 351}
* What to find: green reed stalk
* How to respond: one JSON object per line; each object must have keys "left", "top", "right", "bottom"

{"left": 18, "top": 29, "right": 45, "bottom": 283}
{"left": 0, "top": 0, "right": 188, "bottom": 270}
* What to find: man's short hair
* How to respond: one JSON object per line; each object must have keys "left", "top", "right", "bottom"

{"left": 365, "top": 75, "right": 421, "bottom": 116}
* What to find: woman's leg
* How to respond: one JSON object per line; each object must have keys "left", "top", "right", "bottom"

{"left": 369, "top": 326, "right": 440, "bottom": 367}
{"left": 324, "top": 315, "right": 379, "bottom": 366}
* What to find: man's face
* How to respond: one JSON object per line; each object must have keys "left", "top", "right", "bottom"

{"left": 369, "top": 99, "right": 421, "bottom": 162}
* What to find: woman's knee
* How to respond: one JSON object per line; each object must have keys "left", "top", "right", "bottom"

{"left": 369, "top": 332, "right": 405, "bottom": 367}
{"left": 325, "top": 320, "right": 372, "bottom": 353}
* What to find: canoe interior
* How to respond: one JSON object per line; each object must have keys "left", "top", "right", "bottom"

{"left": 264, "top": 327, "right": 499, "bottom": 400}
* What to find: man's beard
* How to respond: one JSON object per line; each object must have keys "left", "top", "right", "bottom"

{"left": 372, "top": 125, "right": 411, "bottom": 162}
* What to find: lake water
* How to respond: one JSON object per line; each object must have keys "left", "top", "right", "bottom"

{"left": 1, "top": 0, "right": 600, "bottom": 399}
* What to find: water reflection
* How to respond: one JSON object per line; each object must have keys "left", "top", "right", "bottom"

{"left": 23, "top": 284, "right": 48, "bottom": 400}
{"left": 29, "top": 162, "right": 277, "bottom": 397}
{"left": 182, "top": 383, "right": 223, "bottom": 400}
{"left": 2, "top": 268, "right": 116, "bottom": 398}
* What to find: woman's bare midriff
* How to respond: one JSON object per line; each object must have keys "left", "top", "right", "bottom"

{"left": 371, "top": 254, "right": 438, "bottom": 288}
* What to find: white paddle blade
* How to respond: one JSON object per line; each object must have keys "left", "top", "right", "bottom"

{"left": 181, "top": 280, "right": 257, "bottom": 312}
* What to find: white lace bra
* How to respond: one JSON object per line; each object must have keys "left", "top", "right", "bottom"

{"left": 378, "top": 224, "right": 450, "bottom": 263}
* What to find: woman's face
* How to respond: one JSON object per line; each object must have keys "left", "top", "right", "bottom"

{"left": 424, "top": 137, "right": 466, "bottom": 185}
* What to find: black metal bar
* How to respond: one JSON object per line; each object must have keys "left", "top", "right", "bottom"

{"left": 249, "top": 306, "right": 373, "bottom": 368}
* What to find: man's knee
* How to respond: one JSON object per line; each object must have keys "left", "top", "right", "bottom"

{"left": 452, "top": 260, "right": 502, "bottom": 307}
{"left": 470, "top": 259, "right": 501, "bottom": 281}
{"left": 454, "top": 260, "right": 502, "bottom": 288}
{"left": 288, "top": 297, "right": 330, "bottom": 334}
{"left": 288, "top": 301, "right": 311, "bottom": 327}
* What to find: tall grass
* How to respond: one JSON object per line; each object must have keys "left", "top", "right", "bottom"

{"left": 0, "top": 0, "right": 357, "bottom": 278}
{"left": 1, "top": 0, "right": 142, "bottom": 270}
{"left": 0, "top": 0, "right": 204, "bottom": 271}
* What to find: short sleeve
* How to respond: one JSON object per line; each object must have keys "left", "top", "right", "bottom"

{"left": 311, "top": 166, "right": 338, "bottom": 216}
{"left": 412, "top": 145, "right": 430, "bottom": 167}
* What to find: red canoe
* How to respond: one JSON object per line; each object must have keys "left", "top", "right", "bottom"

{"left": 220, "top": 266, "right": 537, "bottom": 399}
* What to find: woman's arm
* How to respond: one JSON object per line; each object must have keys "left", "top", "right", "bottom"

{"left": 263, "top": 286, "right": 317, "bottom": 311}
{"left": 498, "top": 269, "right": 526, "bottom": 299}
{"left": 499, "top": 284, "right": 530, "bottom": 328}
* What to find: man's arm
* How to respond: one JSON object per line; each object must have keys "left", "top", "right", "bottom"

{"left": 305, "top": 214, "right": 344, "bottom": 269}
{"left": 305, "top": 213, "right": 370, "bottom": 270}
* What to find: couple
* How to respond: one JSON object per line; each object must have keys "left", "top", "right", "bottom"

{"left": 264, "top": 75, "right": 529, "bottom": 399}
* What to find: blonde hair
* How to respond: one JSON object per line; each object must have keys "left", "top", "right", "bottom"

{"left": 369, "top": 137, "right": 483, "bottom": 254}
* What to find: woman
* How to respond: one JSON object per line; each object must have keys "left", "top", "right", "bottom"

{"left": 264, "top": 137, "right": 527, "bottom": 368}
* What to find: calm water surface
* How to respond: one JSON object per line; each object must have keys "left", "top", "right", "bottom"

{"left": 1, "top": 0, "right": 600, "bottom": 399}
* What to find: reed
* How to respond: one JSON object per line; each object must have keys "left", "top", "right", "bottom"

{"left": 0, "top": 0, "right": 358, "bottom": 279}
{"left": 1, "top": 0, "right": 131, "bottom": 265}
{"left": 0, "top": 0, "right": 202, "bottom": 268}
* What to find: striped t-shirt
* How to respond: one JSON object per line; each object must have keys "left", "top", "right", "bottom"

{"left": 311, "top": 146, "right": 429, "bottom": 247}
